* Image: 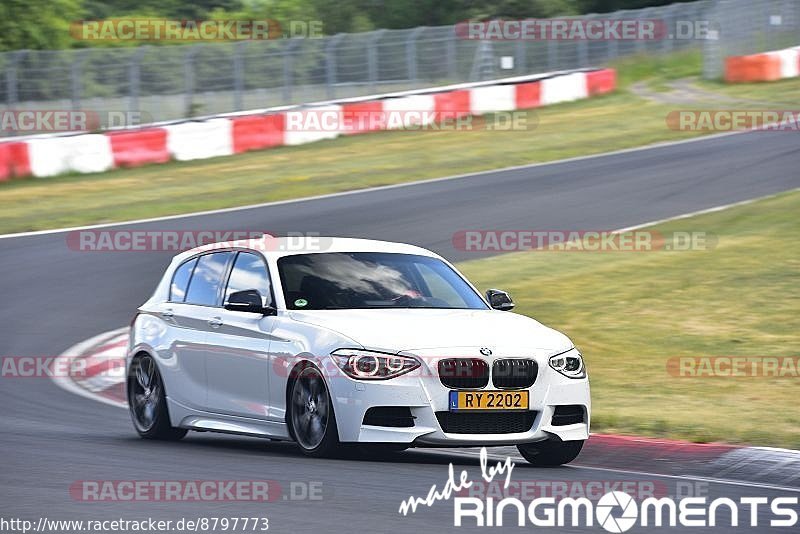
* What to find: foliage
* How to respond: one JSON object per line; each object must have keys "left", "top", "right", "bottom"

{"left": 0, "top": 0, "right": 706, "bottom": 50}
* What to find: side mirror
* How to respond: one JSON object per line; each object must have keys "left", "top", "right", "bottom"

{"left": 486, "top": 289, "right": 514, "bottom": 311}
{"left": 224, "top": 289, "right": 276, "bottom": 315}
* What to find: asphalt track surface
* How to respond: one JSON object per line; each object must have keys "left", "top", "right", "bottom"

{"left": 1, "top": 129, "right": 799, "bottom": 533}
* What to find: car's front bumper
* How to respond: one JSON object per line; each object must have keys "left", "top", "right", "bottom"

{"left": 326, "top": 352, "right": 590, "bottom": 446}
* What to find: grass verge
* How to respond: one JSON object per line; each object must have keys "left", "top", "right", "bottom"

{"left": 0, "top": 51, "right": 798, "bottom": 234}
{"left": 457, "top": 189, "right": 800, "bottom": 448}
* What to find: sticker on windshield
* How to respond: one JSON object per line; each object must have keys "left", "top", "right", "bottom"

{"left": 294, "top": 298, "right": 308, "bottom": 308}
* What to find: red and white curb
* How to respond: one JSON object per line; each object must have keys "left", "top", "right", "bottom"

{"left": 53, "top": 328, "right": 800, "bottom": 487}
{"left": 52, "top": 327, "right": 128, "bottom": 408}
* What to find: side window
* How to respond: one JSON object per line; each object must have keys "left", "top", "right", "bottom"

{"left": 169, "top": 258, "right": 197, "bottom": 302}
{"left": 225, "top": 252, "right": 273, "bottom": 307}
{"left": 184, "top": 252, "right": 234, "bottom": 306}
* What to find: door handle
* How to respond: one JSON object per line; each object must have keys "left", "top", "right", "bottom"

{"left": 161, "top": 310, "right": 174, "bottom": 318}
{"left": 208, "top": 317, "right": 223, "bottom": 328}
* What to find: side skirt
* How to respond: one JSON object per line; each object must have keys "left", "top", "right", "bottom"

{"left": 167, "top": 397, "right": 292, "bottom": 441}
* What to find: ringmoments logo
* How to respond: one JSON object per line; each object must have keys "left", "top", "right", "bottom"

{"left": 451, "top": 493, "right": 799, "bottom": 529}
{"left": 398, "top": 449, "right": 799, "bottom": 530}
{"left": 595, "top": 491, "right": 638, "bottom": 532}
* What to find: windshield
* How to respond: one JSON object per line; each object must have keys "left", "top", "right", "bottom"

{"left": 277, "top": 252, "right": 488, "bottom": 310}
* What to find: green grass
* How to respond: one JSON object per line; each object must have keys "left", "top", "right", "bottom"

{"left": 0, "top": 94, "right": 701, "bottom": 233}
{"left": 612, "top": 49, "right": 705, "bottom": 90}
{"left": 699, "top": 76, "right": 800, "bottom": 105}
{"left": 0, "top": 52, "right": 798, "bottom": 235}
{"left": 457, "top": 189, "right": 800, "bottom": 448}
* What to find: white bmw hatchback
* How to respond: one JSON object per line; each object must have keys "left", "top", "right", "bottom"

{"left": 127, "top": 236, "right": 590, "bottom": 465}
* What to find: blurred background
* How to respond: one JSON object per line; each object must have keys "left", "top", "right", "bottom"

{"left": 1, "top": 0, "right": 798, "bottom": 128}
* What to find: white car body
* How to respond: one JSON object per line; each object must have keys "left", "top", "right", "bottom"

{"left": 127, "top": 236, "right": 590, "bottom": 454}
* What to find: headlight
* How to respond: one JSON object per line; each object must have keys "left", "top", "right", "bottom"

{"left": 549, "top": 348, "right": 586, "bottom": 379}
{"left": 331, "top": 349, "right": 420, "bottom": 380}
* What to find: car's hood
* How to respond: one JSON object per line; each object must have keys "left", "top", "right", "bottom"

{"left": 286, "top": 308, "right": 572, "bottom": 355}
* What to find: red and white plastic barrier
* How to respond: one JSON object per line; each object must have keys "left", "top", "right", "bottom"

{"left": 231, "top": 114, "right": 285, "bottom": 152}
{"left": 339, "top": 101, "right": 385, "bottom": 135}
{"left": 586, "top": 69, "right": 617, "bottom": 96}
{"left": 772, "top": 47, "right": 800, "bottom": 79}
{"left": 0, "top": 142, "right": 30, "bottom": 181}
{"left": 383, "top": 95, "right": 436, "bottom": 129}
{"left": 66, "top": 134, "right": 115, "bottom": 174}
{"left": 27, "top": 137, "right": 73, "bottom": 177}
{"left": 541, "top": 72, "right": 589, "bottom": 105}
{"left": 470, "top": 84, "right": 517, "bottom": 115}
{"left": 514, "top": 81, "right": 542, "bottom": 109}
{"left": 0, "top": 68, "right": 616, "bottom": 180}
{"left": 165, "top": 119, "right": 233, "bottom": 161}
{"left": 725, "top": 46, "right": 800, "bottom": 83}
{"left": 108, "top": 128, "right": 170, "bottom": 167}
{"left": 284, "top": 105, "right": 342, "bottom": 145}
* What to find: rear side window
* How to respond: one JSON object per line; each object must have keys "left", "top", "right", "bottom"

{"left": 184, "top": 252, "right": 234, "bottom": 306}
{"left": 225, "top": 252, "right": 273, "bottom": 307}
{"left": 170, "top": 258, "right": 197, "bottom": 302}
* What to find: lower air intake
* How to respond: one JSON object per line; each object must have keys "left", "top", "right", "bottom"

{"left": 435, "top": 411, "right": 537, "bottom": 434}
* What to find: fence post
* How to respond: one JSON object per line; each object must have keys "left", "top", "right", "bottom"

{"left": 702, "top": 0, "right": 719, "bottom": 79}
{"left": 760, "top": 0, "right": 770, "bottom": 53}
{"left": 446, "top": 27, "right": 457, "bottom": 81}
{"left": 368, "top": 30, "right": 386, "bottom": 93}
{"left": 128, "top": 46, "right": 146, "bottom": 115}
{"left": 184, "top": 47, "right": 198, "bottom": 118}
{"left": 71, "top": 50, "right": 88, "bottom": 111}
{"left": 282, "top": 39, "right": 300, "bottom": 104}
{"left": 661, "top": 5, "right": 674, "bottom": 54}
{"left": 635, "top": 9, "right": 647, "bottom": 54}
{"left": 233, "top": 41, "right": 246, "bottom": 111}
{"left": 406, "top": 27, "right": 426, "bottom": 85}
{"left": 607, "top": 10, "right": 619, "bottom": 63}
{"left": 5, "top": 50, "right": 27, "bottom": 109}
{"left": 547, "top": 38, "right": 557, "bottom": 71}
{"left": 578, "top": 35, "right": 588, "bottom": 68}
{"left": 324, "top": 34, "right": 344, "bottom": 100}
{"left": 515, "top": 38, "right": 526, "bottom": 74}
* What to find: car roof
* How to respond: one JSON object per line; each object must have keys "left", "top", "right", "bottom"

{"left": 176, "top": 235, "right": 441, "bottom": 262}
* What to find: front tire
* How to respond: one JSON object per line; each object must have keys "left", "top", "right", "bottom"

{"left": 127, "top": 354, "right": 187, "bottom": 441}
{"left": 517, "top": 439, "right": 584, "bottom": 466}
{"left": 289, "top": 366, "right": 340, "bottom": 457}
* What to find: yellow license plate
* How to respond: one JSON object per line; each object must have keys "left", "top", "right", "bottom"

{"left": 449, "top": 390, "right": 529, "bottom": 411}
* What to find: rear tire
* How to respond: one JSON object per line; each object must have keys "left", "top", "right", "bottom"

{"left": 517, "top": 439, "right": 583, "bottom": 466}
{"left": 288, "top": 366, "right": 340, "bottom": 457}
{"left": 127, "top": 354, "right": 187, "bottom": 441}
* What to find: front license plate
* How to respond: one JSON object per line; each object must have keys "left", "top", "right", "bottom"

{"left": 449, "top": 390, "right": 529, "bottom": 411}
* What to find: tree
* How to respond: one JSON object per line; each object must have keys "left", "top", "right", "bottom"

{"left": 577, "top": 0, "right": 699, "bottom": 14}
{"left": 82, "top": 0, "right": 246, "bottom": 19}
{"left": 0, "top": 0, "right": 84, "bottom": 51}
